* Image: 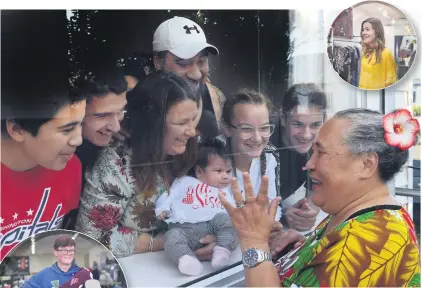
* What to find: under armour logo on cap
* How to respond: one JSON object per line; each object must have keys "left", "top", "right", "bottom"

{"left": 183, "top": 25, "right": 200, "bottom": 34}
{"left": 153, "top": 16, "right": 219, "bottom": 59}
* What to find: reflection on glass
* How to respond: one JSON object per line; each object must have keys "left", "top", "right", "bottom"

{"left": 328, "top": 0, "right": 417, "bottom": 90}
{"left": 6, "top": 7, "right": 414, "bottom": 287}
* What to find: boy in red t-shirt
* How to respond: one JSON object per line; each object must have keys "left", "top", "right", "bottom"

{"left": 1, "top": 11, "right": 87, "bottom": 260}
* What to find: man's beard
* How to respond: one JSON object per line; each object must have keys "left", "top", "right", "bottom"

{"left": 161, "top": 65, "right": 205, "bottom": 91}
{"left": 186, "top": 79, "right": 203, "bottom": 92}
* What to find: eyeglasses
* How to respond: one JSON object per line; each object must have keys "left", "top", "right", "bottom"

{"left": 57, "top": 249, "right": 76, "bottom": 255}
{"left": 229, "top": 124, "right": 275, "bottom": 139}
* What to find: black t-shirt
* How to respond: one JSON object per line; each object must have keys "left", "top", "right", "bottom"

{"left": 75, "top": 140, "right": 102, "bottom": 181}
{"left": 270, "top": 115, "right": 309, "bottom": 201}
{"left": 64, "top": 140, "right": 101, "bottom": 230}
{"left": 197, "top": 82, "right": 220, "bottom": 138}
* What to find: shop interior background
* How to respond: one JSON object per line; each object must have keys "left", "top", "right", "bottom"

{"left": 328, "top": 1, "right": 417, "bottom": 87}
{"left": 0, "top": 231, "right": 126, "bottom": 288}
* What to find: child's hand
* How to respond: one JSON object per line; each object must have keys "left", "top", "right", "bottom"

{"left": 157, "top": 211, "right": 169, "bottom": 220}
{"left": 195, "top": 234, "right": 217, "bottom": 260}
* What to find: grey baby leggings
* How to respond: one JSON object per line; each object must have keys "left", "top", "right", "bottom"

{"left": 163, "top": 212, "right": 238, "bottom": 264}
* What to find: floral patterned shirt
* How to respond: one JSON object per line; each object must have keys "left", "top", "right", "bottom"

{"left": 75, "top": 140, "right": 168, "bottom": 257}
{"left": 275, "top": 206, "right": 420, "bottom": 287}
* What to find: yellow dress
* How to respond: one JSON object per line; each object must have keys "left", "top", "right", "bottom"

{"left": 359, "top": 48, "right": 397, "bottom": 90}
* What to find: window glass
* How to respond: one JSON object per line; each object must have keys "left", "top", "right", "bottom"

{"left": 2, "top": 7, "right": 419, "bottom": 287}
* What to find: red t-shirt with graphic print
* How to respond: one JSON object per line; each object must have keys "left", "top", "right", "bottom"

{"left": 0, "top": 156, "right": 82, "bottom": 260}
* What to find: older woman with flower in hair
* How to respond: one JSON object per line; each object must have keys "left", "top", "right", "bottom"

{"left": 220, "top": 108, "right": 420, "bottom": 287}
{"left": 359, "top": 17, "right": 397, "bottom": 90}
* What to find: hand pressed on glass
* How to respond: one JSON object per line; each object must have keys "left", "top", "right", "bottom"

{"left": 269, "top": 228, "right": 305, "bottom": 258}
{"left": 218, "top": 172, "right": 281, "bottom": 249}
{"left": 284, "top": 198, "right": 318, "bottom": 231}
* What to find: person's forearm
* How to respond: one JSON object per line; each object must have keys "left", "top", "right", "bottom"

{"left": 135, "top": 232, "right": 153, "bottom": 253}
{"left": 245, "top": 261, "right": 280, "bottom": 287}
{"left": 241, "top": 241, "right": 280, "bottom": 287}
{"left": 135, "top": 232, "right": 165, "bottom": 253}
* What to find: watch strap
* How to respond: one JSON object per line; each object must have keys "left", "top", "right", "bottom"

{"left": 259, "top": 250, "right": 272, "bottom": 262}
{"left": 243, "top": 248, "right": 272, "bottom": 268}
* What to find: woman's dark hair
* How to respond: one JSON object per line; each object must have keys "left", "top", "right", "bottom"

{"left": 222, "top": 89, "right": 274, "bottom": 177}
{"left": 127, "top": 71, "right": 201, "bottom": 195}
{"left": 195, "top": 137, "right": 231, "bottom": 170}
{"left": 282, "top": 83, "right": 327, "bottom": 118}
{"left": 334, "top": 108, "right": 410, "bottom": 183}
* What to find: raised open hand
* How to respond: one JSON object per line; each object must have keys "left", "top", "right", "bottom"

{"left": 219, "top": 172, "right": 281, "bottom": 247}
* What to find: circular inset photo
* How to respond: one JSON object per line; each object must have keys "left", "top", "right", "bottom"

{"left": 327, "top": 0, "right": 417, "bottom": 90}
{"left": 0, "top": 230, "right": 127, "bottom": 288}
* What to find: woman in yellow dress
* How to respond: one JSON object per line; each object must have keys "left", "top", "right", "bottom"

{"left": 359, "top": 17, "right": 397, "bottom": 90}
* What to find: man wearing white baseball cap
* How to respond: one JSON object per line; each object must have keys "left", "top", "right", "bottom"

{"left": 153, "top": 16, "right": 219, "bottom": 60}
{"left": 152, "top": 16, "right": 224, "bottom": 139}
{"left": 151, "top": 16, "right": 225, "bottom": 262}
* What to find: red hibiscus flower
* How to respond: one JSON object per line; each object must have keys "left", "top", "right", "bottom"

{"left": 117, "top": 226, "right": 134, "bottom": 235}
{"left": 88, "top": 204, "right": 122, "bottom": 230}
{"left": 383, "top": 109, "right": 420, "bottom": 150}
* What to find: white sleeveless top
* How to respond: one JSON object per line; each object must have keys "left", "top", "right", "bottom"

{"left": 155, "top": 176, "right": 234, "bottom": 224}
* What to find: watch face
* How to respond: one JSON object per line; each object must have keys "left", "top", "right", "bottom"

{"left": 243, "top": 249, "right": 259, "bottom": 267}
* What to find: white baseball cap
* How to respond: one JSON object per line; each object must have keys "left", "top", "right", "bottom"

{"left": 153, "top": 16, "right": 219, "bottom": 60}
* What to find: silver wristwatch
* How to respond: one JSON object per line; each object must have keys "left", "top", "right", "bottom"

{"left": 242, "top": 248, "right": 272, "bottom": 268}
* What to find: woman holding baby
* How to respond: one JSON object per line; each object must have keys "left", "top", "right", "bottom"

{"left": 75, "top": 72, "right": 282, "bottom": 275}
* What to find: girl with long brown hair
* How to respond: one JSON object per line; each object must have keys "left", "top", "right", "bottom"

{"left": 221, "top": 89, "right": 282, "bottom": 220}
{"left": 359, "top": 17, "right": 397, "bottom": 90}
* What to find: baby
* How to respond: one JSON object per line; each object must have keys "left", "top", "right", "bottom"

{"left": 155, "top": 138, "right": 237, "bottom": 276}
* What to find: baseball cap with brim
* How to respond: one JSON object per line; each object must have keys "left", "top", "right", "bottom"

{"left": 169, "top": 42, "right": 219, "bottom": 60}
{"left": 153, "top": 16, "right": 219, "bottom": 60}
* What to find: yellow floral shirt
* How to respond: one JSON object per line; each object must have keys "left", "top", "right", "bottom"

{"left": 359, "top": 48, "right": 397, "bottom": 90}
{"left": 275, "top": 206, "right": 420, "bottom": 287}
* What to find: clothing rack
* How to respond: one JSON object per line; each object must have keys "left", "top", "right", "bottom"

{"left": 328, "top": 43, "right": 362, "bottom": 86}
{"left": 333, "top": 39, "right": 361, "bottom": 44}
